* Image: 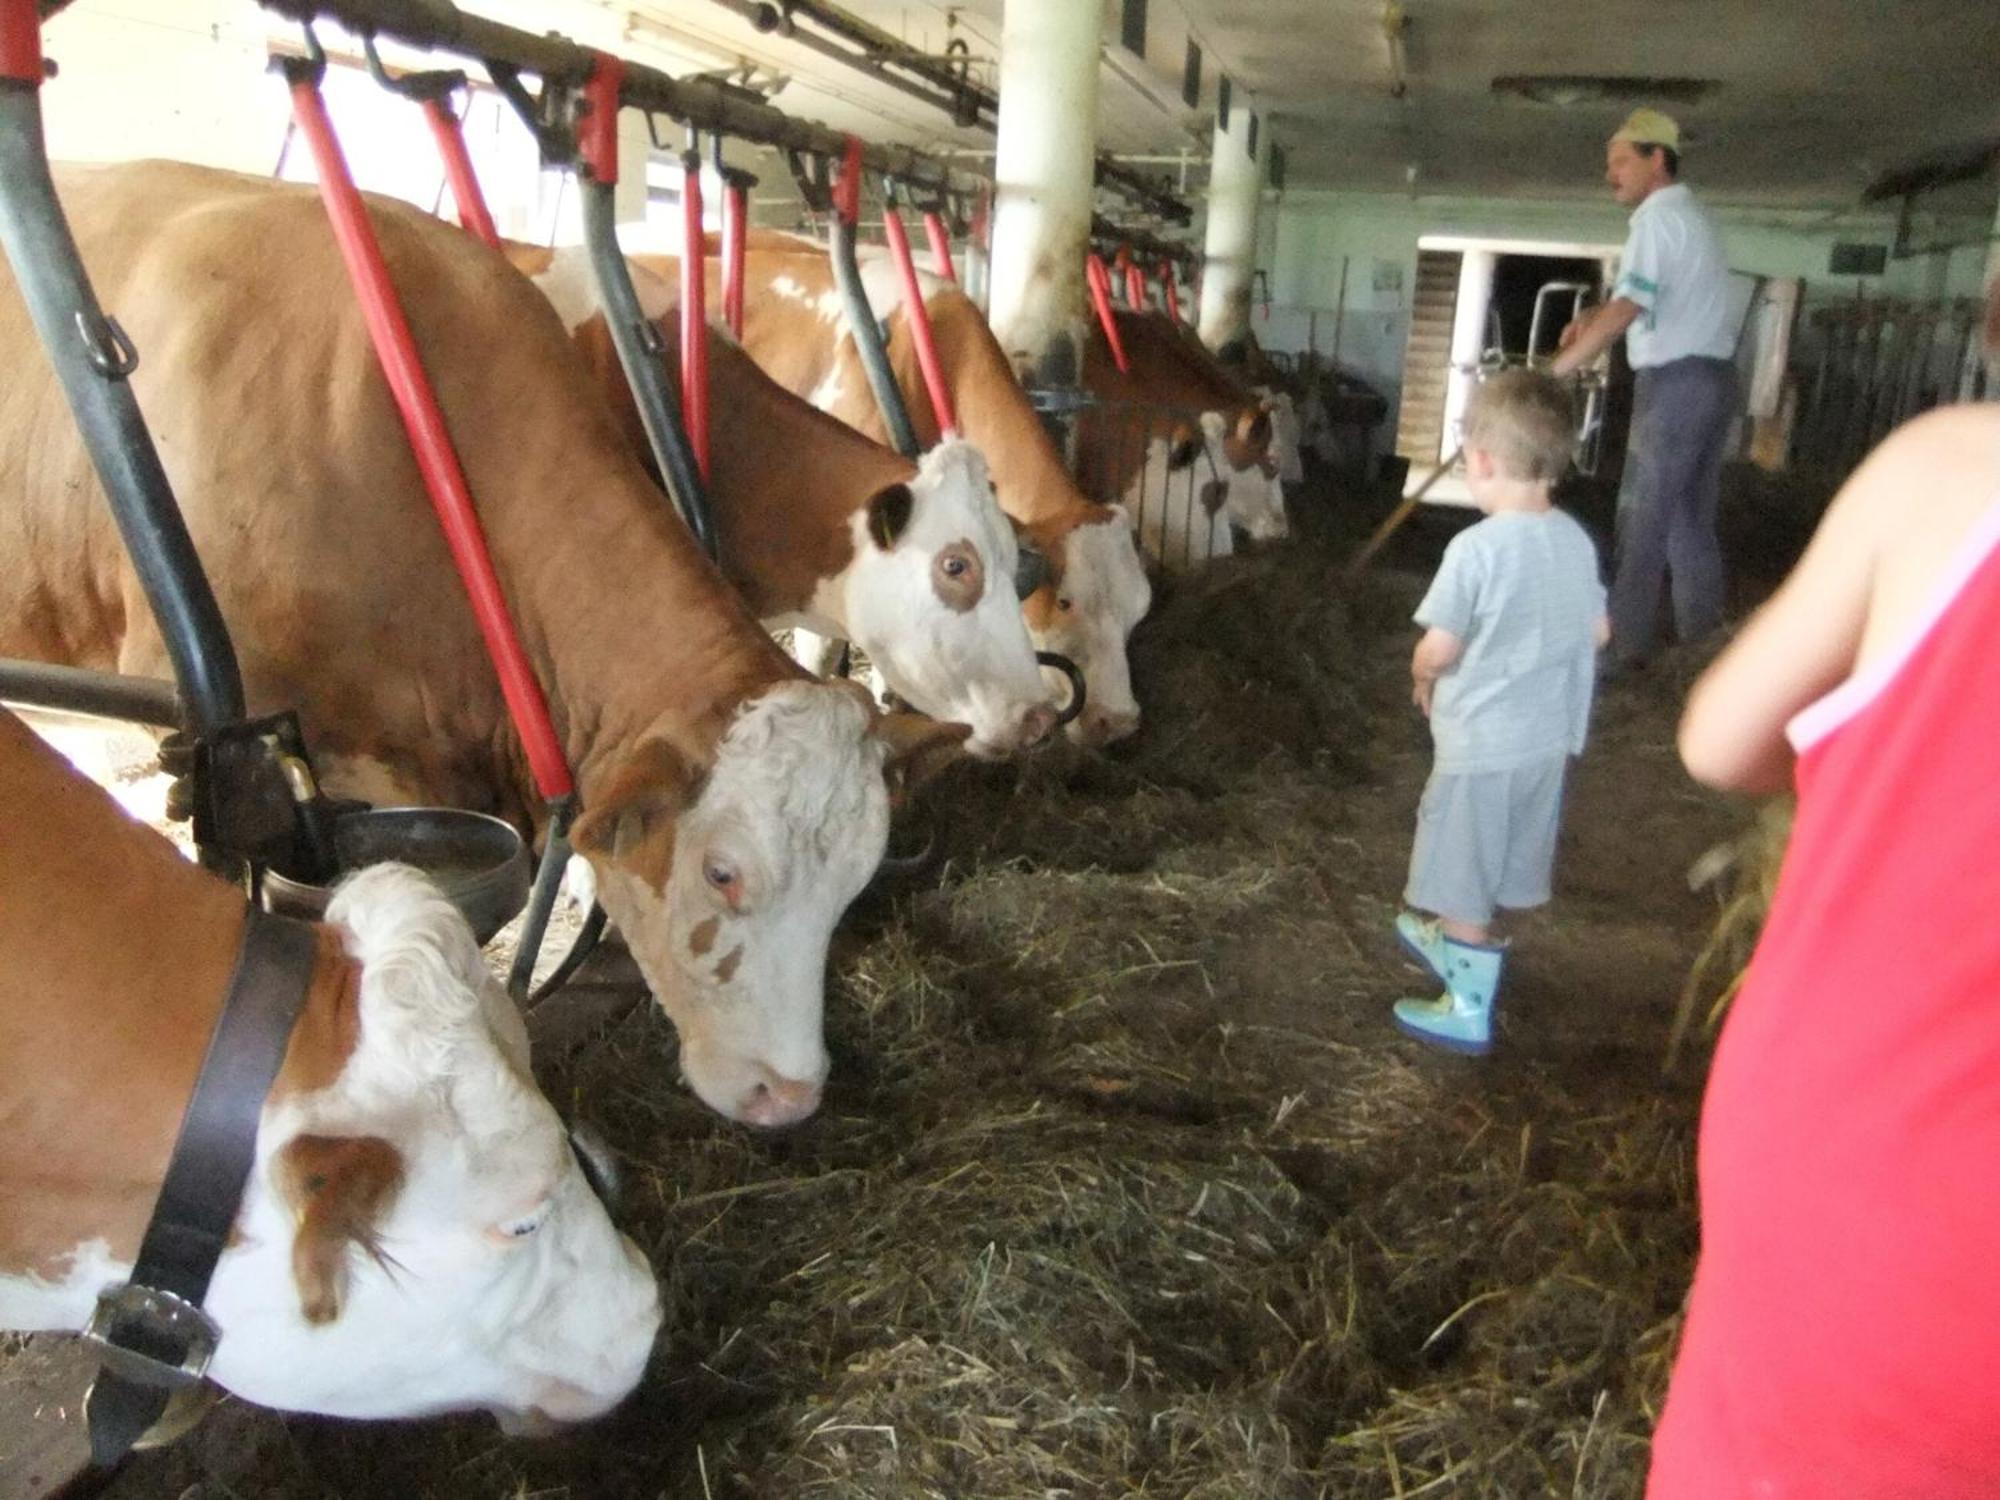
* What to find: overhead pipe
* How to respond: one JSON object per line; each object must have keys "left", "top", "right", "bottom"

{"left": 698, "top": 0, "right": 1191, "bottom": 226}
{"left": 261, "top": 0, "right": 980, "bottom": 205}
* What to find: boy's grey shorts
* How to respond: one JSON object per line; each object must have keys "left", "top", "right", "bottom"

{"left": 1404, "top": 756, "right": 1568, "bottom": 927}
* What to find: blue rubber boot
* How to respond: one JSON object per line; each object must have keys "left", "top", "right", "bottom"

{"left": 1392, "top": 938, "right": 1506, "bottom": 1056}
{"left": 1394, "top": 910, "right": 1449, "bottom": 981}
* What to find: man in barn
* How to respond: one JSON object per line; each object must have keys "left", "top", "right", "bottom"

{"left": 1551, "top": 108, "right": 1737, "bottom": 676}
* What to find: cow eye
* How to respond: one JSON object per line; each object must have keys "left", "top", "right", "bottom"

{"left": 705, "top": 859, "right": 737, "bottom": 893}
{"left": 1057, "top": 596, "right": 1074, "bottom": 613}
{"left": 941, "top": 554, "right": 968, "bottom": 579}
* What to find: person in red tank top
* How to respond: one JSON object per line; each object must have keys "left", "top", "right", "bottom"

{"left": 1651, "top": 286, "right": 2000, "bottom": 1499}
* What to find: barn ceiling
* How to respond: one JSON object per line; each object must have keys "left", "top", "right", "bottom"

{"left": 589, "top": 0, "right": 2000, "bottom": 214}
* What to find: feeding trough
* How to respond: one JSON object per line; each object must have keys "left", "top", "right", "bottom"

{"left": 261, "top": 807, "right": 531, "bottom": 945}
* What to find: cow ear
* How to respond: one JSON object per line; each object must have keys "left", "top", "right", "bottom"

{"left": 572, "top": 739, "right": 707, "bottom": 880}
{"left": 1237, "top": 407, "right": 1272, "bottom": 446}
{"left": 1200, "top": 478, "right": 1229, "bottom": 518}
{"left": 865, "top": 482, "right": 915, "bottom": 550}
{"left": 274, "top": 1134, "right": 405, "bottom": 1326}
{"left": 1166, "top": 427, "right": 1201, "bottom": 471}
{"left": 874, "top": 711, "right": 972, "bottom": 806}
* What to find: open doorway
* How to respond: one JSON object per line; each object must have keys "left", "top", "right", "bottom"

{"left": 1394, "top": 235, "right": 1626, "bottom": 504}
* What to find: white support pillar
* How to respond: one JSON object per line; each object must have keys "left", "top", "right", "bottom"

{"left": 1197, "top": 106, "right": 1265, "bottom": 351}
{"left": 987, "top": 0, "right": 1105, "bottom": 384}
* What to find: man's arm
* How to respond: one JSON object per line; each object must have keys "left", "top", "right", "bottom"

{"left": 1412, "top": 628, "right": 1464, "bottom": 717}
{"left": 1551, "top": 297, "right": 1642, "bottom": 377}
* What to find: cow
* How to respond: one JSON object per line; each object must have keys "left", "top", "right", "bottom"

{"left": 639, "top": 234, "right": 1154, "bottom": 748}
{"left": 0, "top": 161, "right": 966, "bottom": 1127}
{"left": 516, "top": 246, "right": 1058, "bottom": 758}
{"left": 0, "top": 705, "right": 660, "bottom": 1431}
{"left": 1081, "top": 308, "right": 1290, "bottom": 556}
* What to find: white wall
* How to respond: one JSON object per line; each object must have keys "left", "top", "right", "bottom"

{"left": 1260, "top": 186, "right": 1994, "bottom": 452}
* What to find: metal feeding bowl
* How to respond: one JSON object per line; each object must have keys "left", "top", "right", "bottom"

{"left": 261, "top": 808, "right": 531, "bottom": 946}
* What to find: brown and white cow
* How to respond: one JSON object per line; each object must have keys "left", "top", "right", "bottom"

{"left": 0, "top": 706, "right": 660, "bottom": 1429}
{"left": 518, "top": 246, "right": 1056, "bottom": 758}
{"left": 1081, "top": 309, "right": 1290, "bottom": 554}
{"left": 0, "top": 161, "right": 962, "bottom": 1126}
{"left": 641, "top": 234, "right": 1153, "bottom": 748}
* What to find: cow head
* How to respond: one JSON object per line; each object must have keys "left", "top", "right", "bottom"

{"left": 838, "top": 439, "right": 1057, "bottom": 758}
{"left": 573, "top": 681, "right": 964, "bottom": 1126}
{"left": 1023, "top": 508, "right": 1153, "bottom": 746}
{"left": 203, "top": 866, "right": 660, "bottom": 1430}
{"left": 1200, "top": 410, "right": 1290, "bottom": 541}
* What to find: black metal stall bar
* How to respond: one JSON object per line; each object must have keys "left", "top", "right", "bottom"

{"left": 0, "top": 73, "right": 243, "bottom": 736}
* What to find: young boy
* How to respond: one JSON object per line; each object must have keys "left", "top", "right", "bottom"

{"left": 1393, "top": 369, "right": 1609, "bottom": 1054}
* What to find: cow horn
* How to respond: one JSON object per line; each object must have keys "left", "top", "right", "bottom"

{"left": 1014, "top": 540, "right": 1051, "bottom": 600}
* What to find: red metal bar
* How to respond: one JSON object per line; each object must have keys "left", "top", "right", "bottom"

{"left": 578, "top": 50, "right": 624, "bottom": 185}
{"left": 1124, "top": 260, "right": 1147, "bottom": 311}
{"left": 1085, "top": 253, "right": 1129, "bottom": 374}
{"left": 881, "top": 203, "right": 958, "bottom": 437}
{"left": 832, "top": 134, "right": 863, "bottom": 225}
{"left": 419, "top": 96, "right": 501, "bottom": 250}
{"left": 289, "top": 78, "right": 573, "bottom": 802}
{"left": 1162, "top": 259, "right": 1182, "bottom": 324}
{"left": 921, "top": 210, "right": 957, "bottom": 285}
{"left": 721, "top": 178, "right": 747, "bottom": 337}
{"left": 680, "top": 151, "right": 710, "bottom": 480}
{"left": 0, "top": 0, "right": 42, "bottom": 86}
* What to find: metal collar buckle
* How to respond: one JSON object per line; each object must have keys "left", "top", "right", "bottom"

{"left": 83, "top": 1283, "right": 219, "bottom": 1390}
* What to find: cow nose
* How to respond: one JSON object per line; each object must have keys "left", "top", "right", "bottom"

{"left": 739, "top": 1072, "right": 823, "bottom": 1128}
{"left": 1073, "top": 705, "right": 1140, "bottom": 746}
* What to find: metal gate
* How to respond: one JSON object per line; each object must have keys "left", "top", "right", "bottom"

{"left": 1032, "top": 389, "right": 1232, "bottom": 574}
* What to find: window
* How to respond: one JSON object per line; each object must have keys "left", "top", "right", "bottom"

{"left": 1120, "top": 0, "right": 1147, "bottom": 56}
{"left": 1247, "top": 112, "right": 1258, "bottom": 161}
{"left": 1182, "top": 40, "right": 1201, "bottom": 109}
{"left": 1218, "top": 76, "right": 1231, "bottom": 131}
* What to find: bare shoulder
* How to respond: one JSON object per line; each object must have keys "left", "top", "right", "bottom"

{"left": 1844, "top": 404, "right": 1999, "bottom": 511}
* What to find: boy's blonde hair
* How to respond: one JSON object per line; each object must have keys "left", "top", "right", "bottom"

{"left": 1462, "top": 369, "right": 1576, "bottom": 482}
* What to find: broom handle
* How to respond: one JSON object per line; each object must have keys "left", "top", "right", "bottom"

{"left": 1346, "top": 445, "right": 1465, "bottom": 579}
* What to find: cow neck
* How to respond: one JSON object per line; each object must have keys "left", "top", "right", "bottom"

{"left": 889, "top": 290, "right": 1089, "bottom": 536}
{"left": 502, "top": 440, "right": 799, "bottom": 803}
{"left": 567, "top": 308, "right": 904, "bottom": 622}
{"left": 405, "top": 287, "right": 801, "bottom": 820}
{"left": 0, "top": 713, "right": 360, "bottom": 1276}
{"left": 703, "top": 335, "right": 912, "bottom": 618}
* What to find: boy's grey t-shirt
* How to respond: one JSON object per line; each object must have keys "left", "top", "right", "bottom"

{"left": 1415, "top": 510, "right": 1606, "bottom": 773}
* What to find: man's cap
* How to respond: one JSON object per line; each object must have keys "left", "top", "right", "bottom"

{"left": 1610, "top": 108, "right": 1681, "bottom": 152}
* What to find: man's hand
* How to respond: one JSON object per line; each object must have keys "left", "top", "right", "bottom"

{"left": 1412, "top": 674, "right": 1435, "bottom": 717}
{"left": 1557, "top": 316, "right": 1585, "bottom": 351}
